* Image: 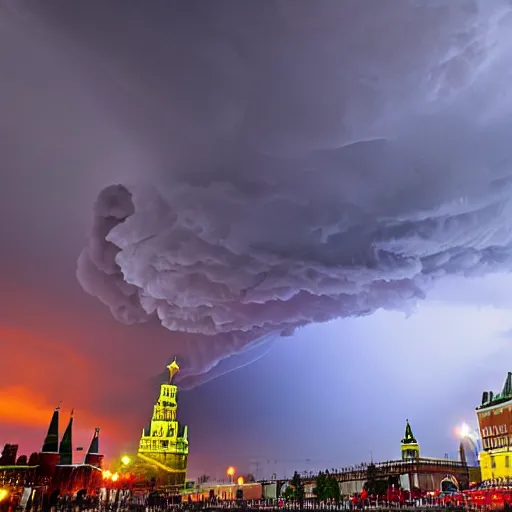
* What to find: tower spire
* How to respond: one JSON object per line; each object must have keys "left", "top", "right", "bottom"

{"left": 502, "top": 372, "right": 512, "bottom": 397}
{"left": 401, "top": 419, "right": 420, "bottom": 460}
{"left": 41, "top": 405, "right": 60, "bottom": 453}
{"left": 167, "top": 358, "right": 180, "bottom": 383}
{"left": 87, "top": 428, "right": 100, "bottom": 455}
{"left": 59, "top": 410, "right": 73, "bottom": 465}
{"left": 401, "top": 419, "right": 417, "bottom": 444}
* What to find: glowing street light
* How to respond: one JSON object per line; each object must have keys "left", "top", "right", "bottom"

{"left": 455, "top": 421, "right": 480, "bottom": 464}
{"left": 121, "top": 455, "right": 131, "bottom": 465}
{"left": 457, "top": 422, "right": 471, "bottom": 439}
{"left": 112, "top": 472, "right": 119, "bottom": 482}
{"left": 237, "top": 476, "right": 244, "bottom": 485}
{"left": 0, "top": 489, "right": 9, "bottom": 502}
{"left": 227, "top": 466, "right": 235, "bottom": 483}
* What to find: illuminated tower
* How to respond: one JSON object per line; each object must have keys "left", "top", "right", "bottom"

{"left": 137, "top": 359, "right": 189, "bottom": 487}
{"left": 401, "top": 420, "right": 420, "bottom": 460}
{"left": 477, "top": 372, "right": 512, "bottom": 480}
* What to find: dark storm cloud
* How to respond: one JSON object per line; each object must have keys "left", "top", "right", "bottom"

{"left": 31, "top": 0, "right": 512, "bottom": 385}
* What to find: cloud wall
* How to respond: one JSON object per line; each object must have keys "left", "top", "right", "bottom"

{"left": 72, "top": 0, "right": 512, "bottom": 385}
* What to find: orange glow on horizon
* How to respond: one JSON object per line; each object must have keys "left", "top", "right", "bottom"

{"left": 0, "top": 325, "right": 134, "bottom": 458}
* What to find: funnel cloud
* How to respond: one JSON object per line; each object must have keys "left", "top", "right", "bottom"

{"left": 74, "top": 0, "right": 512, "bottom": 386}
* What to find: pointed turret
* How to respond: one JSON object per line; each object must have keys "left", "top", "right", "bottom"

{"left": 401, "top": 419, "right": 417, "bottom": 444}
{"left": 401, "top": 419, "right": 420, "bottom": 460}
{"left": 87, "top": 428, "right": 100, "bottom": 455}
{"left": 42, "top": 406, "right": 60, "bottom": 453}
{"left": 59, "top": 410, "right": 73, "bottom": 465}
{"left": 84, "top": 428, "right": 103, "bottom": 468}
{"left": 167, "top": 358, "right": 180, "bottom": 383}
{"left": 502, "top": 372, "right": 512, "bottom": 397}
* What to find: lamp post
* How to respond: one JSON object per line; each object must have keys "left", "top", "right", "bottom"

{"left": 227, "top": 467, "right": 235, "bottom": 484}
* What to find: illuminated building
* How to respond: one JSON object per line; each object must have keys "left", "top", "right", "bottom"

{"left": 133, "top": 359, "right": 189, "bottom": 488}
{"left": 477, "top": 372, "right": 512, "bottom": 481}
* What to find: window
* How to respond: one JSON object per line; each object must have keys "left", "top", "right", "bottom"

{"left": 492, "top": 457, "right": 496, "bottom": 469}
{"left": 506, "top": 456, "right": 510, "bottom": 468}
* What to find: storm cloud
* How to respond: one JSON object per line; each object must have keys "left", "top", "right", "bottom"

{"left": 69, "top": 0, "right": 512, "bottom": 385}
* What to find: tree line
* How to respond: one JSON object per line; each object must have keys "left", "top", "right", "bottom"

{"left": 284, "top": 470, "right": 341, "bottom": 502}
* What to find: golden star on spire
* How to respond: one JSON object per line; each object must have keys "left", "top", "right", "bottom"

{"left": 167, "top": 358, "right": 180, "bottom": 383}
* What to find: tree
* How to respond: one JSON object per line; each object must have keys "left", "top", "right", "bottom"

{"left": 328, "top": 474, "right": 341, "bottom": 502}
{"left": 365, "top": 463, "right": 378, "bottom": 495}
{"left": 364, "top": 464, "right": 388, "bottom": 497}
{"left": 285, "top": 471, "right": 304, "bottom": 503}
{"left": 313, "top": 471, "right": 329, "bottom": 500}
{"left": 314, "top": 471, "right": 340, "bottom": 502}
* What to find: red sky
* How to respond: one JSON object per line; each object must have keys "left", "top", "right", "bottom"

{"left": 0, "top": 274, "right": 181, "bottom": 464}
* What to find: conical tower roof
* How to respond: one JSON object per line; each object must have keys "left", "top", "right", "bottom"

{"left": 59, "top": 410, "right": 73, "bottom": 465}
{"left": 87, "top": 428, "right": 100, "bottom": 455}
{"left": 401, "top": 419, "right": 417, "bottom": 444}
{"left": 502, "top": 372, "right": 512, "bottom": 397}
{"left": 42, "top": 406, "right": 60, "bottom": 453}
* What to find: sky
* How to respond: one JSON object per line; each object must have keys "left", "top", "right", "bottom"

{"left": 2, "top": 0, "right": 512, "bottom": 479}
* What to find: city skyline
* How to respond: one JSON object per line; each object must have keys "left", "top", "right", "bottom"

{"left": 3, "top": 0, "right": 512, "bottom": 481}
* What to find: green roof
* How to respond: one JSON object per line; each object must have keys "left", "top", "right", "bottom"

{"left": 478, "top": 372, "right": 512, "bottom": 409}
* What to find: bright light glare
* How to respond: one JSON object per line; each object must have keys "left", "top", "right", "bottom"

{"left": 121, "top": 456, "right": 131, "bottom": 465}
{"left": 226, "top": 466, "right": 235, "bottom": 476}
{"left": 112, "top": 473, "right": 119, "bottom": 482}
{"left": 0, "top": 489, "right": 8, "bottom": 502}
{"left": 455, "top": 422, "right": 471, "bottom": 438}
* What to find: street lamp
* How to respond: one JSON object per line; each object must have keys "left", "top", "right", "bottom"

{"left": 227, "top": 466, "right": 235, "bottom": 483}
{"left": 455, "top": 422, "right": 479, "bottom": 465}
{"left": 121, "top": 456, "right": 131, "bottom": 466}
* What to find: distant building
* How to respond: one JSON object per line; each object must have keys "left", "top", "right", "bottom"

{"left": 129, "top": 359, "right": 189, "bottom": 490}
{"left": 0, "top": 406, "right": 103, "bottom": 497}
{"left": 294, "top": 420, "right": 470, "bottom": 497}
{"left": 477, "top": 371, "right": 512, "bottom": 481}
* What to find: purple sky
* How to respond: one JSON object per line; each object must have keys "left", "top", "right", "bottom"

{"left": 2, "top": 0, "right": 512, "bottom": 479}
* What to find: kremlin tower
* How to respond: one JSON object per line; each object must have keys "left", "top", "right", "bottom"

{"left": 136, "top": 359, "right": 189, "bottom": 488}
{"left": 401, "top": 420, "right": 420, "bottom": 460}
{"left": 85, "top": 428, "right": 104, "bottom": 468}
{"left": 0, "top": 405, "right": 104, "bottom": 495}
{"left": 38, "top": 406, "right": 61, "bottom": 476}
{"left": 59, "top": 410, "right": 73, "bottom": 465}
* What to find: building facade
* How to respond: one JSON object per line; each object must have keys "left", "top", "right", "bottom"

{"left": 477, "top": 372, "right": 512, "bottom": 481}
{"left": 133, "top": 359, "right": 189, "bottom": 489}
